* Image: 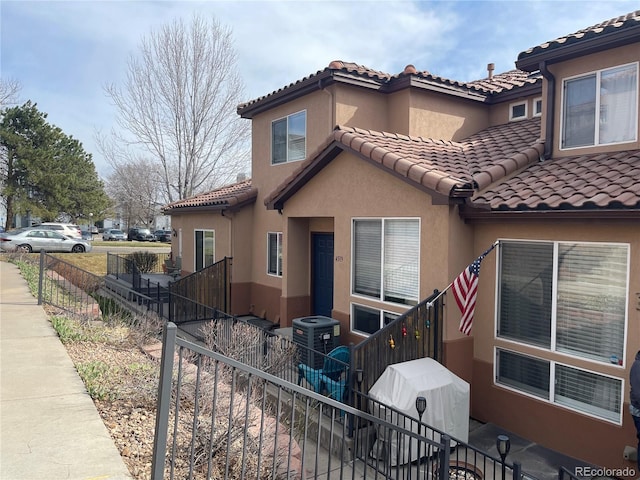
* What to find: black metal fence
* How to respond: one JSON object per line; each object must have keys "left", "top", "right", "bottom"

{"left": 37, "top": 252, "right": 106, "bottom": 319}
{"left": 351, "top": 290, "right": 444, "bottom": 395}
{"left": 169, "top": 257, "right": 232, "bottom": 314}
{"left": 151, "top": 322, "right": 528, "bottom": 480}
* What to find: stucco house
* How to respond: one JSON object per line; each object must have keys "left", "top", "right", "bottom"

{"left": 164, "top": 10, "right": 640, "bottom": 468}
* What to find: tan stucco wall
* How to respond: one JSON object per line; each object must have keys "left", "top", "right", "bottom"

{"left": 279, "top": 151, "right": 457, "bottom": 337}
{"left": 406, "top": 89, "right": 490, "bottom": 140}
{"left": 469, "top": 219, "right": 640, "bottom": 469}
{"left": 168, "top": 205, "right": 254, "bottom": 281}
{"left": 548, "top": 43, "right": 640, "bottom": 158}
{"left": 334, "top": 84, "right": 389, "bottom": 132}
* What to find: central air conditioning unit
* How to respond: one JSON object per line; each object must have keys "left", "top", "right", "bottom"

{"left": 292, "top": 316, "right": 340, "bottom": 369}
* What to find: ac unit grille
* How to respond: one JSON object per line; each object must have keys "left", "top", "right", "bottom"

{"left": 292, "top": 316, "right": 340, "bottom": 368}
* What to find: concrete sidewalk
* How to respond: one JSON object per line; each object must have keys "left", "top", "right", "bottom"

{"left": 0, "top": 261, "right": 132, "bottom": 479}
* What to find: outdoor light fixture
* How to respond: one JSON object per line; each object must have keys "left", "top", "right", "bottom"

{"left": 356, "top": 369, "right": 364, "bottom": 386}
{"left": 496, "top": 434, "right": 510, "bottom": 480}
{"left": 496, "top": 434, "right": 510, "bottom": 458}
{"left": 415, "top": 396, "right": 427, "bottom": 463}
{"left": 415, "top": 396, "right": 427, "bottom": 421}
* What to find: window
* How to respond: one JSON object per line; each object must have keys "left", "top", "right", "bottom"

{"left": 561, "top": 63, "right": 638, "bottom": 149}
{"left": 267, "top": 232, "right": 283, "bottom": 276}
{"left": 498, "top": 240, "right": 628, "bottom": 364}
{"left": 272, "top": 111, "right": 306, "bottom": 164}
{"left": 195, "top": 230, "right": 215, "bottom": 271}
{"left": 496, "top": 348, "right": 622, "bottom": 423}
{"left": 352, "top": 218, "right": 419, "bottom": 305}
{"left": 352, "top": 303, "right": 399, "bottom": 336}
{"left": 509, "top": 101, "right": 527, "bottom": 121}
{"left": 533, "top": 97, "right": 542, "bottom": 117}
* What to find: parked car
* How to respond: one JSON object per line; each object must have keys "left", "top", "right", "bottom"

{"left": 102, "top": 229, "right": 126, "bottom": 241}
{"left": 154, "top": 229, "right": 172, "bottom": 243}
{"left": 81, "top": 230, "right": 93, "bottom": 241}
{"left": 37, "top": 222, "right": 82, "bottom": 239}
{"left": 127, "top": 227, "right": 155, "bottom": 242}
{"left": 0, "top": 227, "right": 92, "bottom": 253}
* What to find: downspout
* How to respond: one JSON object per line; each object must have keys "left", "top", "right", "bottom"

{"left": 221, "top": 209, "right": 233, "bottom": 314}
{"left": 539, "top": 61, "right": 555, "bottom": 159}
{"left": 318, "top": 77, "right": 336, "bottom": 132}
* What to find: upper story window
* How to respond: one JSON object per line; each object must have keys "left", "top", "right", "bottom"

{"left": 533, "top": 97, "right": 542, "bottom": 117}
{"left": 509, "top": 101, "right": 527, "bottom": 121}
{"left": 561, "top": 63, "right": 638, "bottom": 149}
{"left": 352, "top": 218, "right": 419, "bottom": 306}
{"left": 272, "top": 111, "right": 306, "bottom": 165}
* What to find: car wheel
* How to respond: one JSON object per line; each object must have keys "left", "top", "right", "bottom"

{"left": 71, "top": 244, "right": 85, "bottom": 253}
{"left": 18, "top": 244, "right": 32, "bottom": 253}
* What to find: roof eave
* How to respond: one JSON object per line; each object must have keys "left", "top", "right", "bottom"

{"left": 516, "top": 25, "right": 640, "bottom": 72}
{"left": 238, "top": 70, "right": 386, "bottom": 119}
{"left": 459, "top": 206, "right": 640, "bottom": 223}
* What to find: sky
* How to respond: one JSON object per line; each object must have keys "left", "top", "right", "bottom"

{"left": 1, "top": 0, "right": 639, "bottom": 179}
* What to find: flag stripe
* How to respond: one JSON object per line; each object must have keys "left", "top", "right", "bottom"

{"left": 453, "top": 243, "right": 496, "bottom": 336}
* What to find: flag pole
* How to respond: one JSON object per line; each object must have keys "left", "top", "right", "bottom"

{"left": 426, "top": 240, "right": 500, "bottom": 309}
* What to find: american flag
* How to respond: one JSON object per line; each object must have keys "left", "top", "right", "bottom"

{"left": 452, "top": 243, "right": 497, "bottom": 336}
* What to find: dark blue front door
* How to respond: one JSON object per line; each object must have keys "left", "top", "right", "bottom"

{"left": 312, "top": 233, "right": 334, "bottom": 318}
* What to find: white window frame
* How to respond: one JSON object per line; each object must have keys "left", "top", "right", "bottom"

{"left": 350, "top": 302, "right": 400, "bottom": 337}
{"left": 271, "top": 110, "right": 306, "bottom": 165}
{"left": 560, "top": 62, "right": 638, "bottom": 150}
{"left": 495, "top": 347, "right": 623, "bottom": 424}
{"left": 509, "top": 101, "right": 527, "bottom": 121}
{"left": 194, "top": 229, "right": 215, "bottom": 271}
{"left": 351, "top": 217, "right": 420, "bottom": 307}
{"left": 533, "top": 97, "right": 543, "bottom": 117}
{"left": 267, "top": 232, "right": 283, "bottom": 277}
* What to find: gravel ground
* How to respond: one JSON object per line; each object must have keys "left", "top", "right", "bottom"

{"left": 63, "top": 328, "right": 161, "bottom": 479}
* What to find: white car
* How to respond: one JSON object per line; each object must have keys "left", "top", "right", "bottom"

{"left": 37, "top": 222, "right": 83, "bottom": 239}
{"left": 0, "top": 228, "right": 92, "bottom": 253}
{"left": 102, "top": 229, "right": 126, "bottom": 241}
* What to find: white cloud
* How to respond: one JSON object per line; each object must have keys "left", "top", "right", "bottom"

{"left": 1, "top": 0, "right": 638, "bottom": 178}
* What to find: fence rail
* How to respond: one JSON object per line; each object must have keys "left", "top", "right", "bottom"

{"left": 169, "top": 257, "right": 231, "bottom": 314}
{"left": 351, "top": 290, "right": 444, "bottom": 395}
{"left": 151, "top": 322, "right": 529, "bottom": 480}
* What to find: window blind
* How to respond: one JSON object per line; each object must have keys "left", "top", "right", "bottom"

{"left": 498, "top": 241, "right": 553, "bottom": 347}
{"left": 497, "top": 349, "right": 550, "bottom": 399}
{"left": 383, "top": 219, "right": 419, "bottom": 304}
{"left": 353, "top": 220, "right": 382, "bottom": 298}
{"left": 556, "top": 243, "right": 626, "bottom": 363}
{"left": 555, "top": 364, "right": 621, "bottom": 422}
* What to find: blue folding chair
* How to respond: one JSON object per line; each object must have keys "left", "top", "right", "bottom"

{"left": 298, "top": 346, "right": 350, "bottom": 402}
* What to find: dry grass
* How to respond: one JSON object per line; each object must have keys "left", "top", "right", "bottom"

{"left": 53, "top": 253, "right": 108, "bottom": 275}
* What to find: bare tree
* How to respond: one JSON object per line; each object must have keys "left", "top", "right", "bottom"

{"left": 0, "top": 78, "right": 21, "bottom": 109}
{"left": 106, "top": 158, "right": 163, "bottom": 228}
{"left": 101, "top": 15, "right": 250, "bottom": 203}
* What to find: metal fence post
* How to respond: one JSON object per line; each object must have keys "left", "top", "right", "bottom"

{"left": 513, "top": 461, "right": 522, "bottom": 480}
{"left": 438, "top": 434, "right": 451, "bottom": 479}
{"left": 37, "top": 251, "right": 45, "bottom": 305}
{"left": 151, "top": 322, "right": 177, "bottom": 480}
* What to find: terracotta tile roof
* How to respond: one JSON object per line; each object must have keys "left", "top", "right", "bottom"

{"left": 465, "top": 70, "right": 541, "bottom": 94}
{"left": 238, "top": 62, "right": 539, "bottom": 115}
{"left": 163, "top": 179, "right": 256, "bottom": 212}
{"left": 265, "top": 118, "right": 543, "bottom": 209}
{"left": 474, "top": 150, "right": 640, "bottom": 211}
{"left": 518, "top": 10, "right": 640, "bottom": 65}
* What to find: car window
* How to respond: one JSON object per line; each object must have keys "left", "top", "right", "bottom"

{"left": 47, "top": 231, "right": 66, "bottom": 239}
